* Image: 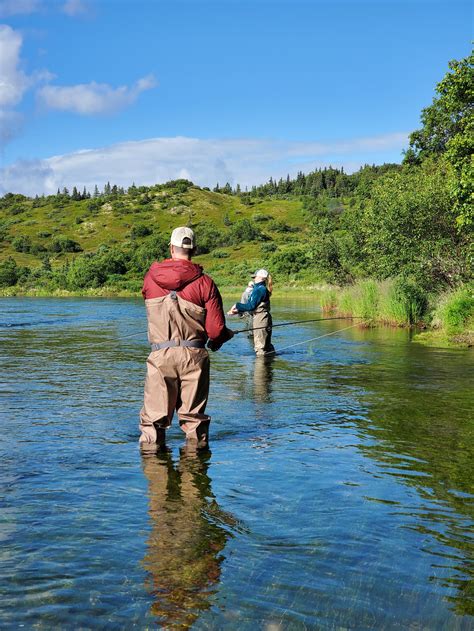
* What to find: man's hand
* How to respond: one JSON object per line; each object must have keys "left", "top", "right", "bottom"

{"left": 207, "top": 339, "right": 221, "bottom": 352}
{"left": 207, "top": 327, "right": 234, "bottom": 352}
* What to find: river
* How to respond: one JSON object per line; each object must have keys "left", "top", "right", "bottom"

{"left": 1, "top": 296, "right": 473, "bottom": 629}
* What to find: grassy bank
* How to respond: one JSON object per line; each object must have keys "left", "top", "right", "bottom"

{"left": 319, "top": 279, "right": 473, "bottom": 348}
{"left": 413, "top": 287, "right": 474, "bottom": 348}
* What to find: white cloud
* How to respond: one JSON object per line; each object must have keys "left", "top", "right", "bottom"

{"left": 62, "top": 0, "right": 89, "bottom": 17}
{"left": 0, "top": 25, "right": 29, "bottom": 108}
{"left": 0, "top": 0, "right": 41, "bottom": 17}
{"left": 37, "top": 74, "right": 157, "bottom": 115}
{"left": 0, "top": 25, "right": 52, "bottom": 147}
{"left": 0, "top": 133, "right": 408, "bottom": 196}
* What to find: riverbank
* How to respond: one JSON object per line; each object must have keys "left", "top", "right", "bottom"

{"left": 319, "top": 280, "right": 473, "bottom": 349}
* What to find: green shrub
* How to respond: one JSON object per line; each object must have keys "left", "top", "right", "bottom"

{"left": 0, "top": 257, "right": 19, "bottom": 287}
{"left": 229, "top": 219, "right": 265, "bottom": 244}
{"left": 434, "top": 287, "right": 474, "bottom": 334}
{"left": 50, "top": 236, "right": 82, "bottom": 253}
{"left": 270, "top": 246, "right": 309, "bottom": 274}
{"left": 30, "top": 243, "right": 47, "bottom": 255}
{"left": 252, "top": 213, "right": 272, "bottom": 222}
{"left": 261, "top": 242, "right": 277, "bottom": 254}
{"left": 12, "top": 235, "right": 32, "bottom": 253}
{"left": 66, "top": 255, "right": 106, "bottom": 289}
{"left": 267, "top": 219, "right": 294, "bottom": 232}
{"left": 130, "top": 224, "right": 152, "bottom": 239}
{"left": 129, "top": 234, "right": 169, "bottom": 272}
{"left": 211, "top": 250, "right": 230, "bottom": 259}
{"left": 96, "top": 246, "right": 129, "bottom": 276}
{"left": 165, "top": 179, "right": 193, "bottom": 194}
{"left": 195, "top": 222, "right": 228, "bottom": 254}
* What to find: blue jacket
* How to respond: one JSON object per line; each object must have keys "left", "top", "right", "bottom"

{"left": 236, "top": 282, "right": 270, "bottom": 312}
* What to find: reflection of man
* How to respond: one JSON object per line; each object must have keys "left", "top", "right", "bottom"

{"left": 141, "top": 447, "right": 233, "bottom": 627}
{"left": 139, "top": 226, "right": 234, "bottom": 449}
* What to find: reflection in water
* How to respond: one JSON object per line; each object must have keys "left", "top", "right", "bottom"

{"left": 253, "top": 356, "right": 274, "bottom": 404}
{"left": 141, "top": 447, "right": 233, "bottom": 628}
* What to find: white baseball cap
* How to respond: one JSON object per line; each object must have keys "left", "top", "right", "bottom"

{"left": 252, "top": 268, "right": 269, "bottom": 278}
{"left": 170, "top": 226, "right": 195, "bottom": 249}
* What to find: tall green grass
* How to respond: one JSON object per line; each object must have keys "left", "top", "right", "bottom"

{"left": 431, "top": 287, "right": 474, "bottom": 335}
{"left": 320, "top": 277, "right": 427, "bottom": 326}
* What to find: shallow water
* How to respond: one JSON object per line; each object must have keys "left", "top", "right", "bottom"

{"left": 1, "top": 296, "right": 473, "bottom": 629}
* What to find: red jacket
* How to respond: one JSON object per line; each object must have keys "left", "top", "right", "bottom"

{"left": 142, "top": 258, "right": 230, "bottom": 344}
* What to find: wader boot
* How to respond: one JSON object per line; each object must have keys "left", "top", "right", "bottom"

{"left": 140, "top": 291, "right": 211, "bottom": 445}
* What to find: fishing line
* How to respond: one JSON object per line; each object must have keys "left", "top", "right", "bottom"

{"left": 266, "top": 321, "right": 365, "bottom": 355}
{"left": 232, "top": 315, "right": 362, "bottom": 335}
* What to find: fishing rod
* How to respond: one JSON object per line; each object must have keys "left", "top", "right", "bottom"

{"left": 231, "top": 315, "right": 363, "bottom": 335}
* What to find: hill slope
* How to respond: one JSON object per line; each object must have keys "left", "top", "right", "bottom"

{"left": 0, "top": 180, "right": 310, "bottom": 292}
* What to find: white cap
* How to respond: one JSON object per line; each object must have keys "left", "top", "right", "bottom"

{"left": 170, "top": 226, "right": 195, "bottom": 249}
{"left": 252, "top": 268, "right": 269, "bottom": 278}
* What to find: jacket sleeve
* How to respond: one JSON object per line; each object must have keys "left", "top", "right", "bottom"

{"left": 236, "top": 284, "right": 265, "bottom": 312}
{"left": 204, "top": 278, "right": 234, "bottom": 345}
{"left": 141, "top": 271, "right": 150, "bottom": 299}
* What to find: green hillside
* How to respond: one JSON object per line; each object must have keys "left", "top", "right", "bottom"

{"left": 0, "top": 179, "right": 310, "bottom": 292}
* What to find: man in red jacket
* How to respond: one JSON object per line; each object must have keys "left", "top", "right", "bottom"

{"left": 139, "top": 226, "right": 233, "bottom": 449}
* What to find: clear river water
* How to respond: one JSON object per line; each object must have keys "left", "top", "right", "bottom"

{"left": 1, "top": 296, "right": 473, "bottom": 630}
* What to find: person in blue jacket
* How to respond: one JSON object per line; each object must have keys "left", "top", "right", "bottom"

{"left": 228, "top": 269, "right": 275, "bottom": 356}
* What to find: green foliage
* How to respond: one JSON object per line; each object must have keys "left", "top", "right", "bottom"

{"left": 130, "top": 224, "right": 152, "bottom": 239}
{"left": 270, "top": 246, "right": 309, "bottom": 274}
{"left": 12, "top": 235, "right": 33, "bottom": 253}
{"left": 353, "top": 279, "right": 379, "bottom": 322}
{"left": 252, "top": 213, "right": 272, "bottom": 222}
{"left": 406, "top": 51, "right": 473, "bottom": 160}
{"left": 380, "top": 276, "right": 428, "bottom": 325}
{"left": 129, "top": 234, "right": 169, "bottom": 272}
{"left": 9, "top": 205, "right": 26, "bottom": 216}
{"left": 261, "top": 242, "right": 277, "bottom": 254}
{"left": 433, "top": 287, "right": 474, "bottom": 335}
{"left": 229, "top": 219, "right": 264, "bottom": 244}
{"left": 95, "top": 246, "right": 129, "bottom": 276}
{"left": 349, "top": 159, "right": 466, "bottom": 288}
{"left": 267, "top": 219, "right": 295, "bottom": 233}
{"left": 0, "top": 223, "right": 9, "bottom": 243}
{"left": 66, "top": 255, "right": 107, "bottom": 289}
{"left": 164, "top": 179, "right": 193, "bottom": 194}
{"left": 405, "top": 50, "right": 473, "bottom": 229}
{"left": 50, "top": 236, "right": 82, "bottom": 253}
{"left": 195, "top": 222, "right": 228, "bottom": 254}
{"left": 0, "top": 257, "right": 19, "bottom": 287}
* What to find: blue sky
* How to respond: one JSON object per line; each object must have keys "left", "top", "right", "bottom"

{"left": 0, "top": 0, "right": 471, "bottom": 194}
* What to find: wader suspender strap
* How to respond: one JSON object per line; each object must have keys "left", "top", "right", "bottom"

{"left": 150, "top": 287, "right": 206, "bottom": 351}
